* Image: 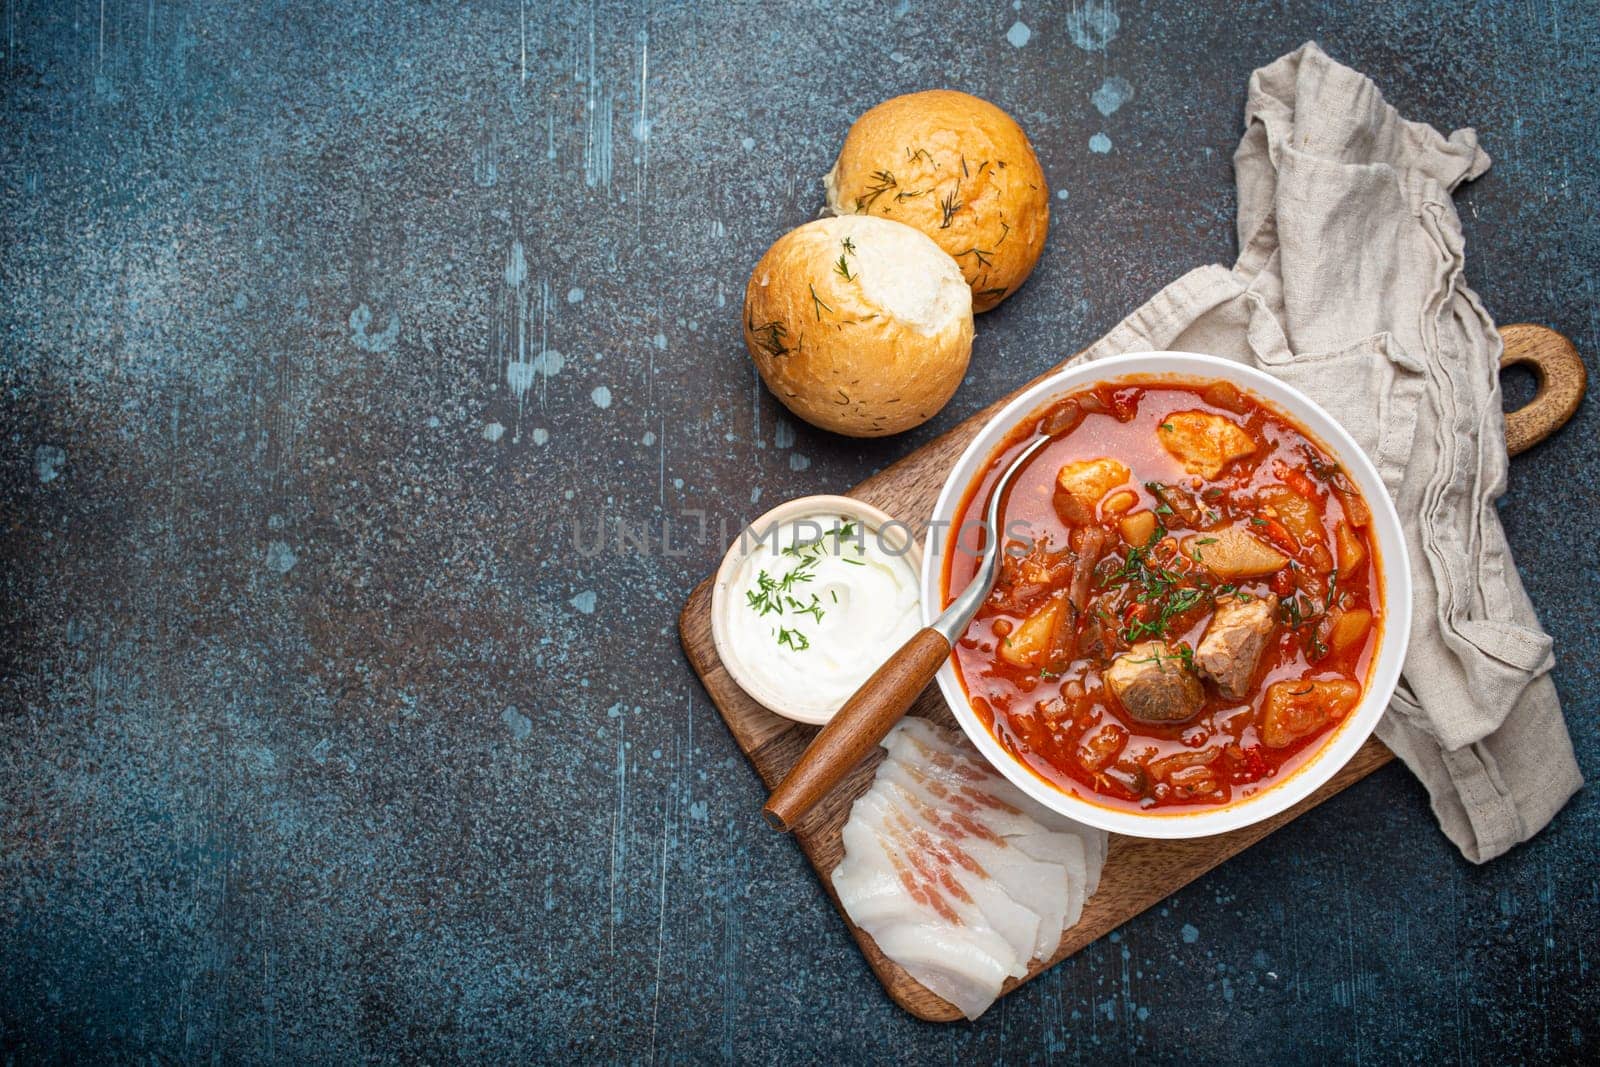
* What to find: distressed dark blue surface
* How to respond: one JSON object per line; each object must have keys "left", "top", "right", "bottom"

{"left": 2, "top": 1, "right": 1597, "bottom": 1062}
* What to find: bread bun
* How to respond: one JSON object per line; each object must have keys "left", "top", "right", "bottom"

{"left": 743, "top": 215, "right": 974, "bottom": 437}
{"left": 824, "top": 90, "right": 1049, "bottom": 313}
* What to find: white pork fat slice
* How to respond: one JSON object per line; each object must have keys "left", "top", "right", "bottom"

{"left": 887, "top": 717, "right": 1109, "bottom": 893}
{"left": 874, "top": 772, "right": 1069, "bottom": 962}
{"left": 831, "top": 718, "right": 1114, "bottom": 1020}
{"left": 853, "top": 788, "right": 1041, "bottom": 969}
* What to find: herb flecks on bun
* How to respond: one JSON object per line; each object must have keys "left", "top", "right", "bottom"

{"left": 824, "top": 90, "right": 1049, "bottom": 313}
{"left": 743, "top": 215, "right": 974, "bottom": 438}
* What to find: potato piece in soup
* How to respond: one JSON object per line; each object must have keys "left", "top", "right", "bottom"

{"left": 999, "top": 594, "right": 1069, "bottom": 669}
{"left": 1258, "top": 486, "right": 1323, "bottom": 551}
{"left": 1119, "top": 510, "right": 1158, "bottom": 547}
{"left": 1260, "top": 679, "right": 1361, "bottom": 748}
{"left": 1157, "top": 410, "right": 1258, "bottom": 479}
{"left": 1328, "top": 608, "right": 1373, "bottom": 653}
{"left": 1182, "top": 527, "right": 1287, "bottom": 579}
{"left": 1335, "top": 521, "right": 1367, "bottom": 580}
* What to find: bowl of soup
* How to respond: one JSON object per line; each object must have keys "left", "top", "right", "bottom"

{"left": 919, "top": 352, "right": 1411, "bottom": 839}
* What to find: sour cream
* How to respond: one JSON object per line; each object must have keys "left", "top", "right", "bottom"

{"left": 720, "top": 511, "right": 922, "bottom": 723}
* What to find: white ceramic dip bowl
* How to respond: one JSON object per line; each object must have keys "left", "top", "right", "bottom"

{"left": 713, "top": 495, "right": 923, "bottom": 725}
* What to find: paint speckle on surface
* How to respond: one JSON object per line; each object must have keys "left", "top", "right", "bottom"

{"left": 1006, "top": 20, "right": 1031, "bottom": 48}
{"left": 501, "top": 706, "right": 532, "bottom": 740}
{"left": 482, "top": 422, "right": 506, "bottom": 442}
{"left": 507, "top": 361, "right": 536, "bottom": 397}
{"left": 1066, "top": 0, "right": 1121, "bottom": 52}
{"left": 567, "top": 286, "right": 585, "bottom": 304}
{"left": 504, "top": 240, "right": 528, "bottom": 287}
{"left": 264, "top": 541, "right": 298, "bottom": 574}
{"left": 1092, "top": 75, "right": 1135, "bottom": 116}
{"left": 33, "top": 445, "right": 66, "bottom": 483}
{"left": 591, "top": 385, "right": 613, "bottom": 409}
{"left": 532, "top": 428, "right": 550, "bottom": 446}
{"left": 532, "top": 349, "right": 565, "bottom": 377}
{"left": 642, "top": 430, "right": 657, "bottom": 446}
{"left": 348, "top": 303, "right": 399, "bottom": 352}
{"left": 789, "top": 453, "right": 811, "bottom": 471}
{"left": 740, "top": 136, "right": 756, "bottom": 151}
{"left": 1056, "top": 188, "right": 1070, "bottom": 201}
{"left": 1090, "top": 132, "right": 1113, "bottom": 154}
{"left": 569, "top": 590, "right": 597, "bottom": 615}
{"left": 1182, "top": 923, "right": 1200, "bottom": 944}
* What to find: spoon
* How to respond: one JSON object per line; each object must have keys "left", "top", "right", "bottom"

{"left": 762, "top": 432, "right": 1058, "bottom": 832}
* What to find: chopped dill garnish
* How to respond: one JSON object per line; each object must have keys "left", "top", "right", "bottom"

{"left": 756, "top": 524, "right": 869, "bottom": 644}
{"left": 833, "top": 254, "right": 854, "bottom": 281}
{"left": 777, "top": 627, "right": 811, "bottom": 651}
{"left": 746, "top": 310, "right": 792, "bottom": 358}
{"left": 856, "top": 170, "right": 897, "bottom": 211}
{"left": 809, "top": 283, "right": 833, "bottom": 321}
{"left": 787, "top": 593, "right": 825, "bottom": 623}
{"left": 939, "top": 182, "right": 963, "bottom": 229}
{"left": 1100, "top": 524, "right": 1215, "bottom": 643}
{"left": 954, "top": 246, "right": 994, "bottom": 267}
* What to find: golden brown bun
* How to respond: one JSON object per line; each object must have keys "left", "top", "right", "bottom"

{"left": 743, "top": 216, "right": 974, "bottom": 438}
{"left": 824, "top": 90, "right": 1049, "bottom": 313}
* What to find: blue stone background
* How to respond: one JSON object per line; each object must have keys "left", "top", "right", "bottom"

{"left": 2, "top": 0, "right": 1596, "bottom": 1062}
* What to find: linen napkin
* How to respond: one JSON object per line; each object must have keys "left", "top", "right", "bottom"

{"left": 1074, "top": 42, "right": 1581, "bottom": 862}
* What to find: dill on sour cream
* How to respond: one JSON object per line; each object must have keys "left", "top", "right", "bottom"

{"left": 723, "top": 514, "right": 921, "bottom": 722}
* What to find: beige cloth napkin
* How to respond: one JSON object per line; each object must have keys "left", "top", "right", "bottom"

{"left": 1074, "top": 42, "right": 1581, "bottom": 862}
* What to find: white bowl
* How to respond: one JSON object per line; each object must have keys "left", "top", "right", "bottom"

{"left": 918, "top": 352, "right": 1412, "bottom": 839}
{"left": 712, "top": 494, "right": 923, "bottom": 725}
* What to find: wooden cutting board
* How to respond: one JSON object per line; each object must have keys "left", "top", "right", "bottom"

{"left": 677, "top": 323, "right": 1584, "bottom": 1022}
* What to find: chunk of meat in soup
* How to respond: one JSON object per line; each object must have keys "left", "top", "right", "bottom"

{"left": 1055, "top": 458, "right": 1131, "bottom": 524}
{"left": 1157, "top": 411, "right": 1258, "bottom": 479}
{"left": 1104, "top": 642, "right": 1205, "bottom": 725}
{"left": 1194, "top": 594, "right": 1279, "bottom": 700}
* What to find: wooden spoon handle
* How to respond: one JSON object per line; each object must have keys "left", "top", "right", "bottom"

{"left": 1498, "top": 323, "right": 1586, "bottom": 456}
{"left": 763, "top": 627, "right": 953, "bottom": 832}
